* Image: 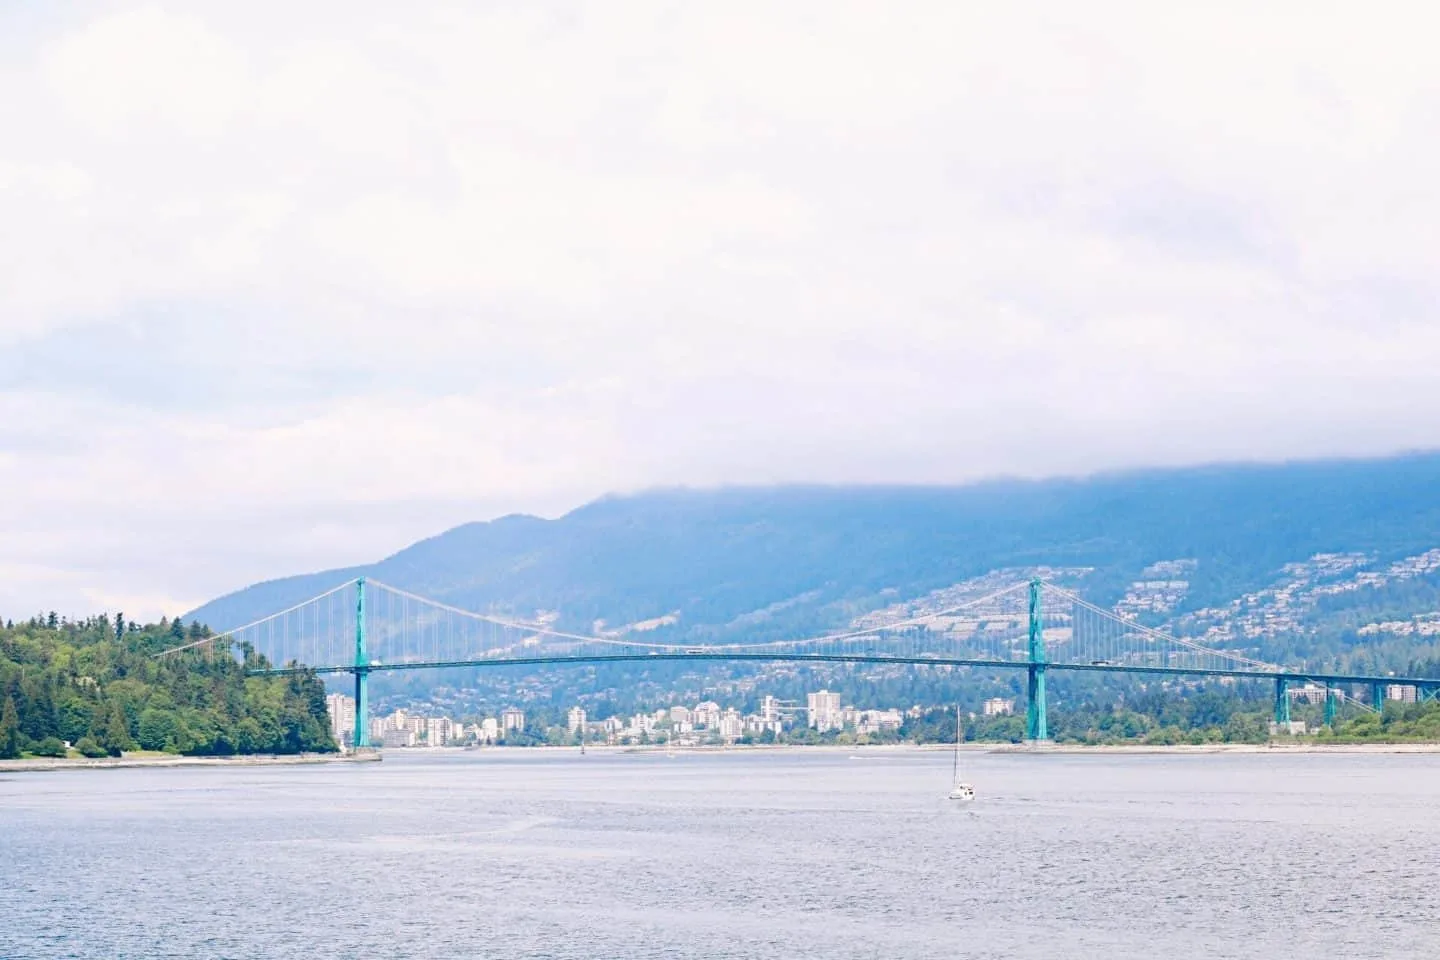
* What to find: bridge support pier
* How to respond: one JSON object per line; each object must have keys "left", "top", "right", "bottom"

{"left": 1324, "top": 686, "right": 1337, "bottom": 728}
{"left": 352, "top": 577, "right": 371, "bottom": 750}
{"left": 1371, "top": 682, "right": 1385, "bottom": 712}
{"left": 1025, "top": 578, "right": 1049, "bottom": 743}
{"left": 1273, "top": 676, "right": 1291, "bottom": 728}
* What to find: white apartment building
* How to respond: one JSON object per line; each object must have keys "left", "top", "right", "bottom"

{"left": 325, "top": 693, "right": 356, "bottom": 743}
{"left": 1386, "top": 684, "right": 1418, "bottom": 703}
{"left": 807, "top": 690, "right": 843, "bottom": 732}
{"left": 601, "top": 716, "right": 626, "bottom": 744}
{"left": 501, "top": 707, "right": 526, "bottom": 733}
{"left": 480, "top": 717, "right": 499, "bottom": 742}
{"left": 693, "top": 701, "right": 722, "bottom": 729}
{"left": 744, "top": 713, "right": 781, "bottom": 735}
{"left": 568, "top": 706, "right": 587, "bottom": 734}
{"left": 982, "top": 697, "right": 1016, "bottom": 717}
{"left": 760, "top": 695, "right": 781, "bottom": 723}
{"left": 718, "top": 708, "right": 743, "bottom": 741}
{"left": 425, "top": 717, "right": 453, "bottom": 746}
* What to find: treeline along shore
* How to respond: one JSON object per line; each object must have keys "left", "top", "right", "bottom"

{"left": 0, "top": 612, "right": 335, "bottom": 760}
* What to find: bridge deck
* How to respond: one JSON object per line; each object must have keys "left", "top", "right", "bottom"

{"left": 247, "top": 652, "right": 1439, "bottom": 689}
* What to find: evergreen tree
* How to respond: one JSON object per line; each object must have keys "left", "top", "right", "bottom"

{"left": 0, "top": 696, "right": 20, "bottom": 759}
{"left": 103, "top": 701, "right": 135, "bottom": 755}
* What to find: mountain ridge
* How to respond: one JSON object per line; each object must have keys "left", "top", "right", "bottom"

{"left": 187, "top": 451, "right": 1440, "bottom": 651}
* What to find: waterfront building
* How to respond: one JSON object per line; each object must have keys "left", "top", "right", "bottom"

{"left": 381, "top": 727, "right": 416, "bottom": 748}
{"left": 325, "top": 693, "right": 356, "bottom": 743}
{"left": 760, "top": 695, "right": 781, "bottom": 723}
{"left": 693, "top": 701, "right": 721, "bottom": 729}
{"left": 501, "top": 707, "right": 526, "bottom": 733}
{"left": 856, "top": 708, "right": 903, "bottom": 736}
{"left": 718, "top": 708, "right": 743, "bottom": 741}
{"left": 807, "top": 690, "right": 843, "bottom": 732}
{"left": 602, "top": 716, "right": 625, "bottom": 744}
{"left": 669, "top": 705, "right": 693, "bottom": 728}
{"left": 982, "top": 697, "right": 1016, "bottom": 717}
{"left": 480, "top": 717, "right": 499, "bottom": 742}
{"left": 744, "top": 713, "right": 782, "bottom": 735}
{"left": 1386, "top": 684, "right": 1418, "bottom": 703}
{"left": 568, "top": 706, "right": 587, "bottom": 733}
{"left": 425, "top": 716, "right": 453, "bottom": 746}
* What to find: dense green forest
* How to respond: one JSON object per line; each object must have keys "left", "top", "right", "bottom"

{"left": 0, "top": 613, "right": 335, "bottom": 760}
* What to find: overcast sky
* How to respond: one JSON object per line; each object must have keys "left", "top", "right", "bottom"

{"left": 4, "top": 2, "right": 1440, "bottom": 621}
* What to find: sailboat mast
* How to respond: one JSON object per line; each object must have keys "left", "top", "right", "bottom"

{"left": 952, "top": 704, "right": 960, "bottom": 781}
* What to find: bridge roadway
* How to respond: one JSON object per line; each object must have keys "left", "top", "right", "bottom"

{"left": 249, "top": 651, "right": 1440, "bottom": 692}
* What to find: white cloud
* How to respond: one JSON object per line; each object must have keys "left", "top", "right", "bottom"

{"left": 3, "top": 1, "right": 1440, "bottom": 618}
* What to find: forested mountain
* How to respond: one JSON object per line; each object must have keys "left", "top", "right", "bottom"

{"left": 190, "top": 452, "right": 1440, "bottom": 654}
{"left": 0, "top": 615, "right": 335, "bottom": 759}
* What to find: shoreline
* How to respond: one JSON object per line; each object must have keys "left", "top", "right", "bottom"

{"left": 982, "top": 741, "right": 1440, "bottom": 755}
{"left": 7, "top": 741, "right": 1440, "bottom": 772}
{"left": 0, "top": 751, "right": 380, "bottom": 773}
{"left": 423, "top": 741, "right": 1440, "bottom": 756}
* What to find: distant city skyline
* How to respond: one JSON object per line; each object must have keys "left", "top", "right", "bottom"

{"left": 326, "top": 689, "right": 919, "bottom": 750}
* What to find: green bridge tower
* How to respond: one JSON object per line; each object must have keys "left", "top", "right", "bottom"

{"left": 353, "top": 577, "right": 371, "bottom": 750}
{"left": 1273, "top": 676, "right": 1290, "bottom": 728}
{"left": 1026, "top": 578, "right": 1048, "bottom": 742}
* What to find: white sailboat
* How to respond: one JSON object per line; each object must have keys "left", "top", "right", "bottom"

{"left": 947, "top": 705, "right": 976, "bottom": 802}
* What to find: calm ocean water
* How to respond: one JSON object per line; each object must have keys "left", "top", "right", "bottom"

{"left": 2, "top": 748, "right": 1438, "bottom": 959}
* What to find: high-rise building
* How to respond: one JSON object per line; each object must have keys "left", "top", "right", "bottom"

{"left": 718, "top": 708, "right": 743, "bottom": 741}
{"left": 425, "top": 716, "right": 452, "bottom": 746}
{"left": 568, "top": 706, "right": 587, "bottom": 734}
{"left": 325, "top": 693, "right": 356, "bottom": 743}
{"left": 807, "top": 690, "right": 843, "bottom": 732}
{"left": 693, "top": 701, "right": 721, "bottom": 729}
{"left": 501, "top": 707, "right": 526, "bottom": 732}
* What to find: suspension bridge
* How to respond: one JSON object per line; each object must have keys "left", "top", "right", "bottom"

{"left": 159, "top": 577, "right": 1440, "bottom": 749}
